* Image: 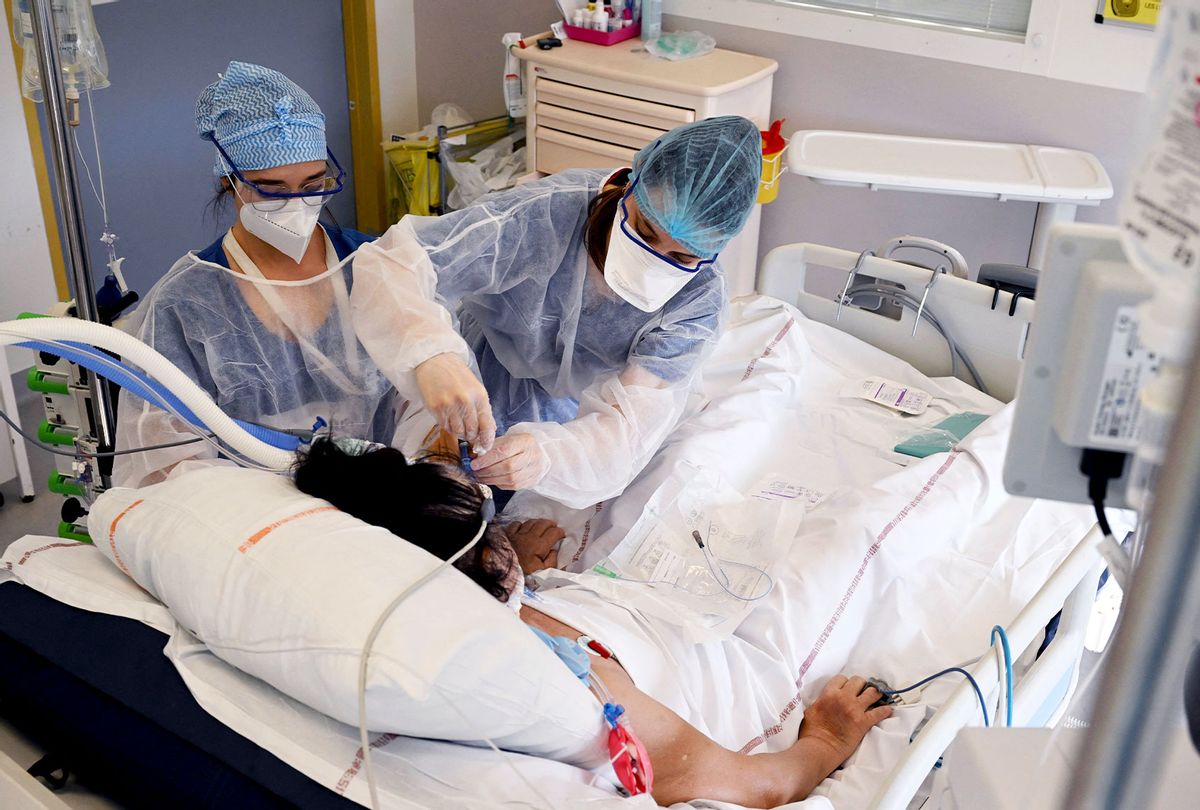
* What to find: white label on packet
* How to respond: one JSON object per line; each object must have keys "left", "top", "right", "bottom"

{"left": 751, "top": 476, "right": 828, "bottom": 506}
{"left": 648, "top": 546, "right": 685, "bottom": 584}
{"left": 1089, "top": 305, "right": 1160, "bottom": 446}
{"left": 854, "top": 377, "right": 931, "bottom": 415}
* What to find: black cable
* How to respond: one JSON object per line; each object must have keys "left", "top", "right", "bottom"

{"left": 1081, "top": 449, "right": 1126, "bottom": 538}
{"left": 1092, "top": 498, "right": 1114, "bottom": 538}
{"left": 0, "top": 406, "right": 208, "bottom": 458}
{"left": 878, "top": 666, "right": 991, "bottom": 727}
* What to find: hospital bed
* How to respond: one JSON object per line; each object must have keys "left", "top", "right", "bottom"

{"left": 754, "top": 244, "right": 1103, "bottom": 808}
{"left": 0, "top": 243, "right": 1105, "bottom": 810}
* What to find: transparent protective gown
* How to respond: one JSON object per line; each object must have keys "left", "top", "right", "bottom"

{"left": 351, "top": 169, "right": 726, "bottom": 508}
{"left": 115, "top": 228, "right": 425, "bottom": 489}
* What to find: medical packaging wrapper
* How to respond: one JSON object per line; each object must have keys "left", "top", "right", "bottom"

{"left": 894, "top": 411, "right": 989, "bottom": 459}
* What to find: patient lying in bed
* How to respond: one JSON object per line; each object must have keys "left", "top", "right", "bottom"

{"left": 294, "top": 438, "right": 891, "bottom": 809}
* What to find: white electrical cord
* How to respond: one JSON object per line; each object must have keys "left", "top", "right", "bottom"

{"left": 356, "top": 514, "right": 559, "bottom": 809}
{"left": 357, "top": 516, "right": 490, "bottom": 809}
{"left": 1095, "top": 532, "right": 1131, "bottom": 591}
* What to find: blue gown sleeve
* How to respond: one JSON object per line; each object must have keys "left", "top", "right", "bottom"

{"left": 350, "top": 170, "right": 598, "bottom": 385}
{"left": 629, "top": 268, "right": 725, "bottom": 383}
{"left": 406, "top": 171, "right": 594, "bottom": 303}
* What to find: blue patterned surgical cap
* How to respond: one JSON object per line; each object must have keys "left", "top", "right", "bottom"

{"left": 196, "top": 61, "right": 326, "bottom": 176}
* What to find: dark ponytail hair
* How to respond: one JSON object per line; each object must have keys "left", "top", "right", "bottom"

{"left": 583, "top": 169, "right": 632, "bottom": 273}
{"left": 293, "top": 439, "right": 515, "bottom": 600}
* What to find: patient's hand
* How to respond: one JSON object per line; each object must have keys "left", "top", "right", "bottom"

{"left": 504, "top": 519, "right": 565, "bottom": 574}
{"left": 798, "top": 675, "right": 893, "bottom": 774}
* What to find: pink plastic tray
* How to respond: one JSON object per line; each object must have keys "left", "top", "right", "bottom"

{"left": 562, "top": 20, "right": 641, "bottom": 45}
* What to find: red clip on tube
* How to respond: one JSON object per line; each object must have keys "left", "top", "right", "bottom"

{"left": 604, "top": 703, "right": 654, "bottom": 796}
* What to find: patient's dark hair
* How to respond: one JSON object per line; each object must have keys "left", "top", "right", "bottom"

{"left": 293, "top": 439, "right": 515, "bottom": 600}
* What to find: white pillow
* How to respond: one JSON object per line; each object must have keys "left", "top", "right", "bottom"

{"left": 89, "top": 466, "right": 607, "bottom": 766}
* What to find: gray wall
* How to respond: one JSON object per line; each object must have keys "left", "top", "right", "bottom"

{"left": 666, "top": 13, "right": 1145, "bottom": 277}
{"left": 413, "top": 0, "right": 555, "bottom": 123}
{"left": 409, "top": 6, "right": 1143, "bottom": 277}
{"left": 69, "top": 0, "right": 356, "bottom": 296}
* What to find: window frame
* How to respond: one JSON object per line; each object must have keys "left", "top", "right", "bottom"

{"left": 661, "top": 0, "right": 1155, "bottom": 92}
{"left": 756, "top": 0, "right": 1034, "bottom": 41}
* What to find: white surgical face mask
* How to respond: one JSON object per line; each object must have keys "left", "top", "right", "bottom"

{"left": 239, "top": 196, "right": 324, "bottom": 264}
{"left": 602, "top": 206, "right": 700, "bottom": 313}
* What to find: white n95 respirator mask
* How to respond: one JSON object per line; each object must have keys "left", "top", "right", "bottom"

{"left": 603, "top": 206, "right": 703, "bottom": 312}
{"left": 239, "top": 197, "right": 324, "bottom": 264}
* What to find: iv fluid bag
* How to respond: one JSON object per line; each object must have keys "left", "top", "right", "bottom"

{"left": 12, "top": 0, "right": 110, "bottom": 102}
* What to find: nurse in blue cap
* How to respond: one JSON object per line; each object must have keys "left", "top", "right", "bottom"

{"left": 352, "top": 116, "right": 763, "bottom": 508}
{"left": 115, "top": 61, "right": 399, "bottom": 488}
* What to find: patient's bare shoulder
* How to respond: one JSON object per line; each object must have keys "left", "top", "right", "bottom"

{"left": 505, "top": 520, "right": 564, "bottom": 574}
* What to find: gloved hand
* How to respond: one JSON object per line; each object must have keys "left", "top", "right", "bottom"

{"left": 473, "top": 433, "right": 550, "bottom": 491}
{"left": 503, "top": 519, "right": 565, "bottom": 574}
{"left": 414, "top": 352, "right": 497, "bottom": 452}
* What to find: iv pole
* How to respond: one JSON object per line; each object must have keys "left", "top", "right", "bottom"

{"left": 25, "top": 0, "right": 117, "bottom": 486}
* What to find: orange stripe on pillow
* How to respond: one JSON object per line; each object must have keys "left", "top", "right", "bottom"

{"left": 107, "top": 499, "right": 145, "bottom": 577}
{"left": 239, "top": 506, "right": 338, "bottom": 554}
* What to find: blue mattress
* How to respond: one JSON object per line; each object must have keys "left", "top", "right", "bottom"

{"left": 0, "top": 582, "right": 361, "bottom": 809}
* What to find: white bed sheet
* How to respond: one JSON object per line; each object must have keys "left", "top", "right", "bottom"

{"left": 507, "top": 295, "right": 1001, "bottom": 573}
{"left": 515, "top": 409, "right": 1091, "bottom": 810}
{"left": 0, "top": 296, "right": 1095, "bottom": 810}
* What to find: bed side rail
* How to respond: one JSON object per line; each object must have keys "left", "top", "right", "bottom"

{"left": 756, "top": 243, "right": 1034, "bottom": 402}
{"left": 866, "top": 528, "right": 1104, "bottom": 810}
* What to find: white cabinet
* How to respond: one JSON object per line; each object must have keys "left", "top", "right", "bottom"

{"left": 515, "top": 39, "right": 777, "bottom": 295}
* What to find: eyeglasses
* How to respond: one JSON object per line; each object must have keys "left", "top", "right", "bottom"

{"left": 619, "top": 180, "right": 716, "bottom": 273}
{"left": 212, "top": 137, "right": 346, "bottom": 211}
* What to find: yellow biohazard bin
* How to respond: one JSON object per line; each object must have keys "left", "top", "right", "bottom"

{"left": 757, "top": 141, "right": 787, "bottom": 205}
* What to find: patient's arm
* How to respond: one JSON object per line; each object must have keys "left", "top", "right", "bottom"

{"left": 594, "top": 659, "right": 889, "bottom": 808}
{"left": 521, "top": 608, "right": 890, "bottom": 809}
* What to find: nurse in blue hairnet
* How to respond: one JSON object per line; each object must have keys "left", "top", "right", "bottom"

{"left": 353, "top": 116, "right": 762, "bottom": 508}
{"left": 115, "top": 61, "right": 402, "bottom": 488}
